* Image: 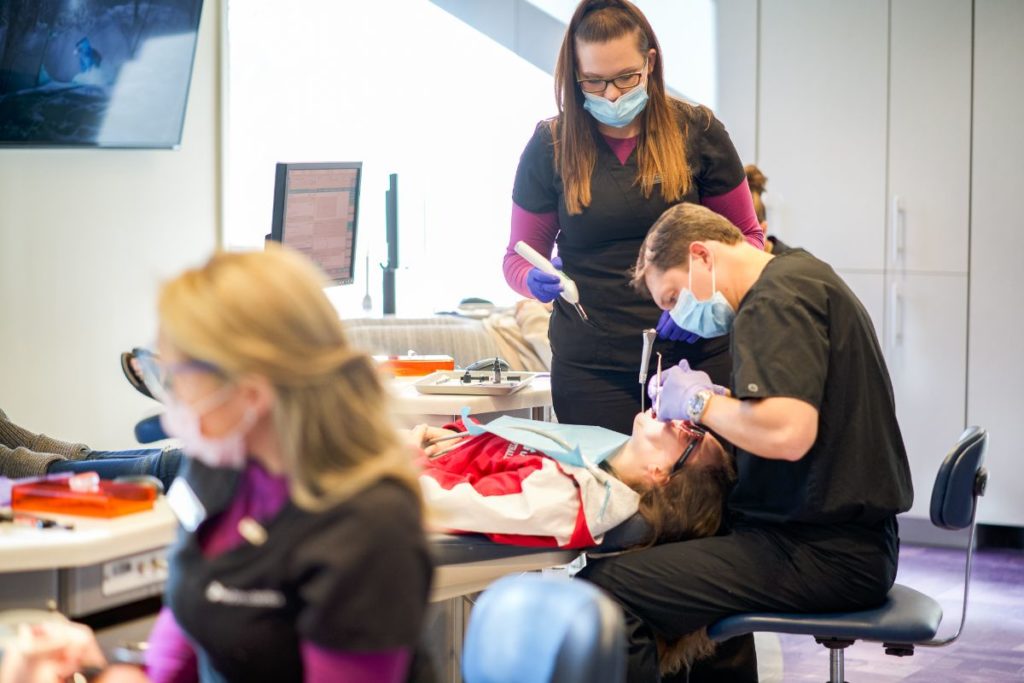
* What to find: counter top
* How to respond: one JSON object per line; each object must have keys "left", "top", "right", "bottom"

{"left": 0, "top": 499, "right": 177, "bottom": 573}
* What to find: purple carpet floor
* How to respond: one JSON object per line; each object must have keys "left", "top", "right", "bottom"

{"left": 763, "top": 543, "right": 1024, "bottom": 682}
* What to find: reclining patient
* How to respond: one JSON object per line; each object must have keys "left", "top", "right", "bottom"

{"left": 412, "top": 409, "right": 735, "bottom": 550}
{"left": 0, "top": 407, "right": 181, "bottom": 491}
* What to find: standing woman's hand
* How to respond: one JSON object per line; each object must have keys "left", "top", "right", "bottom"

{"left": 656, "top": 310, "right": 701, "bottom": 344}
{"left": 526, "top": 257, "right": 565, "bottom": 303}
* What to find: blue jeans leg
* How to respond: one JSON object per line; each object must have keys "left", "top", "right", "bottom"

{"left": 48, "top": 448, "right": 185, "bottom": 493}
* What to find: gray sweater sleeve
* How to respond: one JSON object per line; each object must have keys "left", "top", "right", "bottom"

{"left": 0, "top": 407, "right": 91, "bottom": 478}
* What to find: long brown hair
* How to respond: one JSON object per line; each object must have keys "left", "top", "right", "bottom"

{"left": 553, "top": 0, "right": 693, "bottom": 215}
{"left": 634, "top": 436, "right": 736, "bottom": 547}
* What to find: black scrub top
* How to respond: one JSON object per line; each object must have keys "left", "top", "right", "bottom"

{"left": 166, "top": 461, "right": 431, "bottom": 683}
{"left": 512, "top": 103, "right": 747, "bottom": 372}
{"left": 727, "top": 249, "right": 914, "bottom": 526}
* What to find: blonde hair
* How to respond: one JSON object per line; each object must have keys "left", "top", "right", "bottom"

{"left": 158, "top": 244, "right": 419, "bottom": 511}
{"left": 552, "top": 0, "right": 704, "bottom": 215}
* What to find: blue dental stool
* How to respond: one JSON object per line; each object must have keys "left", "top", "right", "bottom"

{"left": 708, "top": 426, "right": 989, "bottom": 683}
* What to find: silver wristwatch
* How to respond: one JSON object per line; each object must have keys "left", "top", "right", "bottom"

{"left": 686, "top": 389, "right": 714, "bottom": 424}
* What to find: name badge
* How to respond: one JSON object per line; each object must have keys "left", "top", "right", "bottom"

{"left": 166, "top": 478, "right": 207, "bottom": 533}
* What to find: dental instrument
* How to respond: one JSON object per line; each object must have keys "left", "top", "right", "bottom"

{"left": 514, "top": 241, "right": 590, "bottom": 323}
{"left": 639, "top": 328, "right": 657, "bottom": 411}
{"left": 425, "top": 431, "right": 470, "bottom": 446}
{"left": 656, "top": 352, "right": 663, "bottom": 416}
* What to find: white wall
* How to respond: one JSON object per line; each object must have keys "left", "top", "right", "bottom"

{"left": 224, "top": 0, "right": 555, "bottom": 317}
{"left": 0, "top": 2, "right": 221, "bottom": 449}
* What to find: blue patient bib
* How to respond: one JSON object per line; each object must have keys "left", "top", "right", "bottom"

{"left": 461, "top": 408, "right": 629, "bottom": 468}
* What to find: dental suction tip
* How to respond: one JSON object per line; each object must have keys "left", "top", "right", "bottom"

{"left": 574, "top": 303, "right": 590, "bottom": 322}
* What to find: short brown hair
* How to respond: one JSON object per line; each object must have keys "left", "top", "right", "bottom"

{"left": 630, "top": 203, "right": 744, "bottom": 295}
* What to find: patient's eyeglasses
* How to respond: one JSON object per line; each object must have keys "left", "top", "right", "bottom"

{"left": 133, "top": 347, "right": 223, "bottom": 402}
{"left": 670, "top": 422, "right": 706, "bottom": 476}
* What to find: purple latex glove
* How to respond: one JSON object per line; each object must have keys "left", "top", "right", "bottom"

{"left": 526, "top": 256, "right": 564, "bottom": 303}
{"left": 656, "top": 310, "right": 701, "bottom": 344}
{"left": 647, "top": 360, "right": 727, "bottom": 422}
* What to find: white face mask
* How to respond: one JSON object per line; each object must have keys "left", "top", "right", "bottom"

{"left": 160, "top": 385, "right": 256, "bottom": 470}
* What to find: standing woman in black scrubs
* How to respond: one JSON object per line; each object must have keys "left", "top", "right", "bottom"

{"left": 503, "top": 0, "right": 764, "bottom": 436}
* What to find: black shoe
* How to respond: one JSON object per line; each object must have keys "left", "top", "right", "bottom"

{"left": 120, "top": 350, "right": 155, "bottom": 400}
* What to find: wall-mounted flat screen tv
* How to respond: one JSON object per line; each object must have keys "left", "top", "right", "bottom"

{"left": 0, "top": 0, "right": 204, "bottom": 148}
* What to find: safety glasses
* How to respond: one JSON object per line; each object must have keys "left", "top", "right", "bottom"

{"left": 132, "top": 347, "right": 223, "bottom": 403}
{"left": 670, "top": 422, "right": 706, "bottom": 476}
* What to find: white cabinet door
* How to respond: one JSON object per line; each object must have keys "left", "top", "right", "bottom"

{"left": 758, "top": 0, "right": 888, "bottom": 271}
{"left": 885, "top": 0, "right": 972, "bottom": 524}
{"left": 967, "top": 0, "right": 1024, "bottom": 526}
{"left": 888, "top": 0, "right": 972, "bottom": 274}
{"left": 885, "top": 273, "right": 969, "bottom": 518}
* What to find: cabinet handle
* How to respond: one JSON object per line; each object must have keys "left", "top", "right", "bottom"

{"left": 890, "top": 195, "right": 906, "bottom": 269}
{"left": 888, "top": 282, "right": 904, "bottom": 351}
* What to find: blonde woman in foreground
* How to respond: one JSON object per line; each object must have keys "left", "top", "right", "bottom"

{"left": 2, "top": 245, "right": 432, "bottom": 683}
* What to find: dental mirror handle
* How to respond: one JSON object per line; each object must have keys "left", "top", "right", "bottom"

{"left": 639, "top": 328, "right": 657, "bottom": 411}
{"left": 514, "top": 241, "right": 581, "bottom": 305}
{"left": 639, "top": 328, "right": 656, "bottom": 384}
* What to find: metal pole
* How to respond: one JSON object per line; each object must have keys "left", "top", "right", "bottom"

{"left": 829, "top": 648, "right": 845, "bottom": 683}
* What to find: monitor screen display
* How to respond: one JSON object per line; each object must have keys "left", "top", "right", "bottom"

{"left": 0, "top": 0, "right": 204, "bottom": 148}
{"left": 269, "top": 162, "right": 361, "bottom": 286}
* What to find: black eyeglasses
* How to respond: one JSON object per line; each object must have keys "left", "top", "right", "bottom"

{"left": 670, "top": 423, "right": 706, "bottom": 476}
{"left": 577, "top": 60, "right": 647, "bottom": 94}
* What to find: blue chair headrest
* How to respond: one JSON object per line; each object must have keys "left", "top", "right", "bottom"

{"left": 135, "top": 414, "right": 168, "bottom": 443}
{"left": 930, "top": 426, "right": 988, "bottom": 530}
{"left": 462, "top": 574, "right": 626, "bottom": 683}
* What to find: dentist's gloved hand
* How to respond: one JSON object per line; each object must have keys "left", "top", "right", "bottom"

{"left": 656, "top": 310, "right": 701, "bottom": 344}
{"left": 647, "top": 360, "right": 727, "bottom": 422}
{"left": 525, "top": 256, "right": 565, "bottom": 303}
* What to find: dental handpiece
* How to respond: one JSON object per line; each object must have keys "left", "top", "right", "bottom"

{"left": 514, "top": 241, "right": 590, "bottom": 323}
{"left": 639, "top": 328, "right": 657, "bottom": 411}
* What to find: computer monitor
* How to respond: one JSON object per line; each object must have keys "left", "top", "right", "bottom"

{"left": 269, "top": 162, "right": 361, "bottom": 285}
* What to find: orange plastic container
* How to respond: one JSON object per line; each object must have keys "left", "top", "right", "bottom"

{"left": 11, "top": 477, "right": 157, "bottom": 518}
{"left": 375, "top": 354, "right": 456, "bottom": 377}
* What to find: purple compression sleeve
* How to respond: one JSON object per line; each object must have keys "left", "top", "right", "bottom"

{"left": 701, "top": 178, "right": 765, "bottom": 249}
{"left": 504, "top": 202, "right": 559, "bottom": 298}
{"left": 145, "top": 607, "right": 198, "bottom": 683}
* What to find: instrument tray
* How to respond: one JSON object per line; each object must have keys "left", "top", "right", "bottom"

{"left": 413, "top": 371, "right": 539, "bottom": 396}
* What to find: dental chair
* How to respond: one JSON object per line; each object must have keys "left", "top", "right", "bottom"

{"left": 707, "top": 426, "right": 989, "bottom": 683}
{"left": 461, "top": 573, "right": 626, "bottom": 683}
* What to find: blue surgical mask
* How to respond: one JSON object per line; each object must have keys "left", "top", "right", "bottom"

{"left": 668, "top": 252, "right": 735, "bottom": 338}
{"left": 582, "top": 77, "right": 649, "bottom": 128}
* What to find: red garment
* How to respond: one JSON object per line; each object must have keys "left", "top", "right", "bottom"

{"left": 418, "top": 420, "right": 639, "bottom": 549}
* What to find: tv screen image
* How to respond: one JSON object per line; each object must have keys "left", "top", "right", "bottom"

{"left": 0, "top": 0, "right": 204, "bottom": 148}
